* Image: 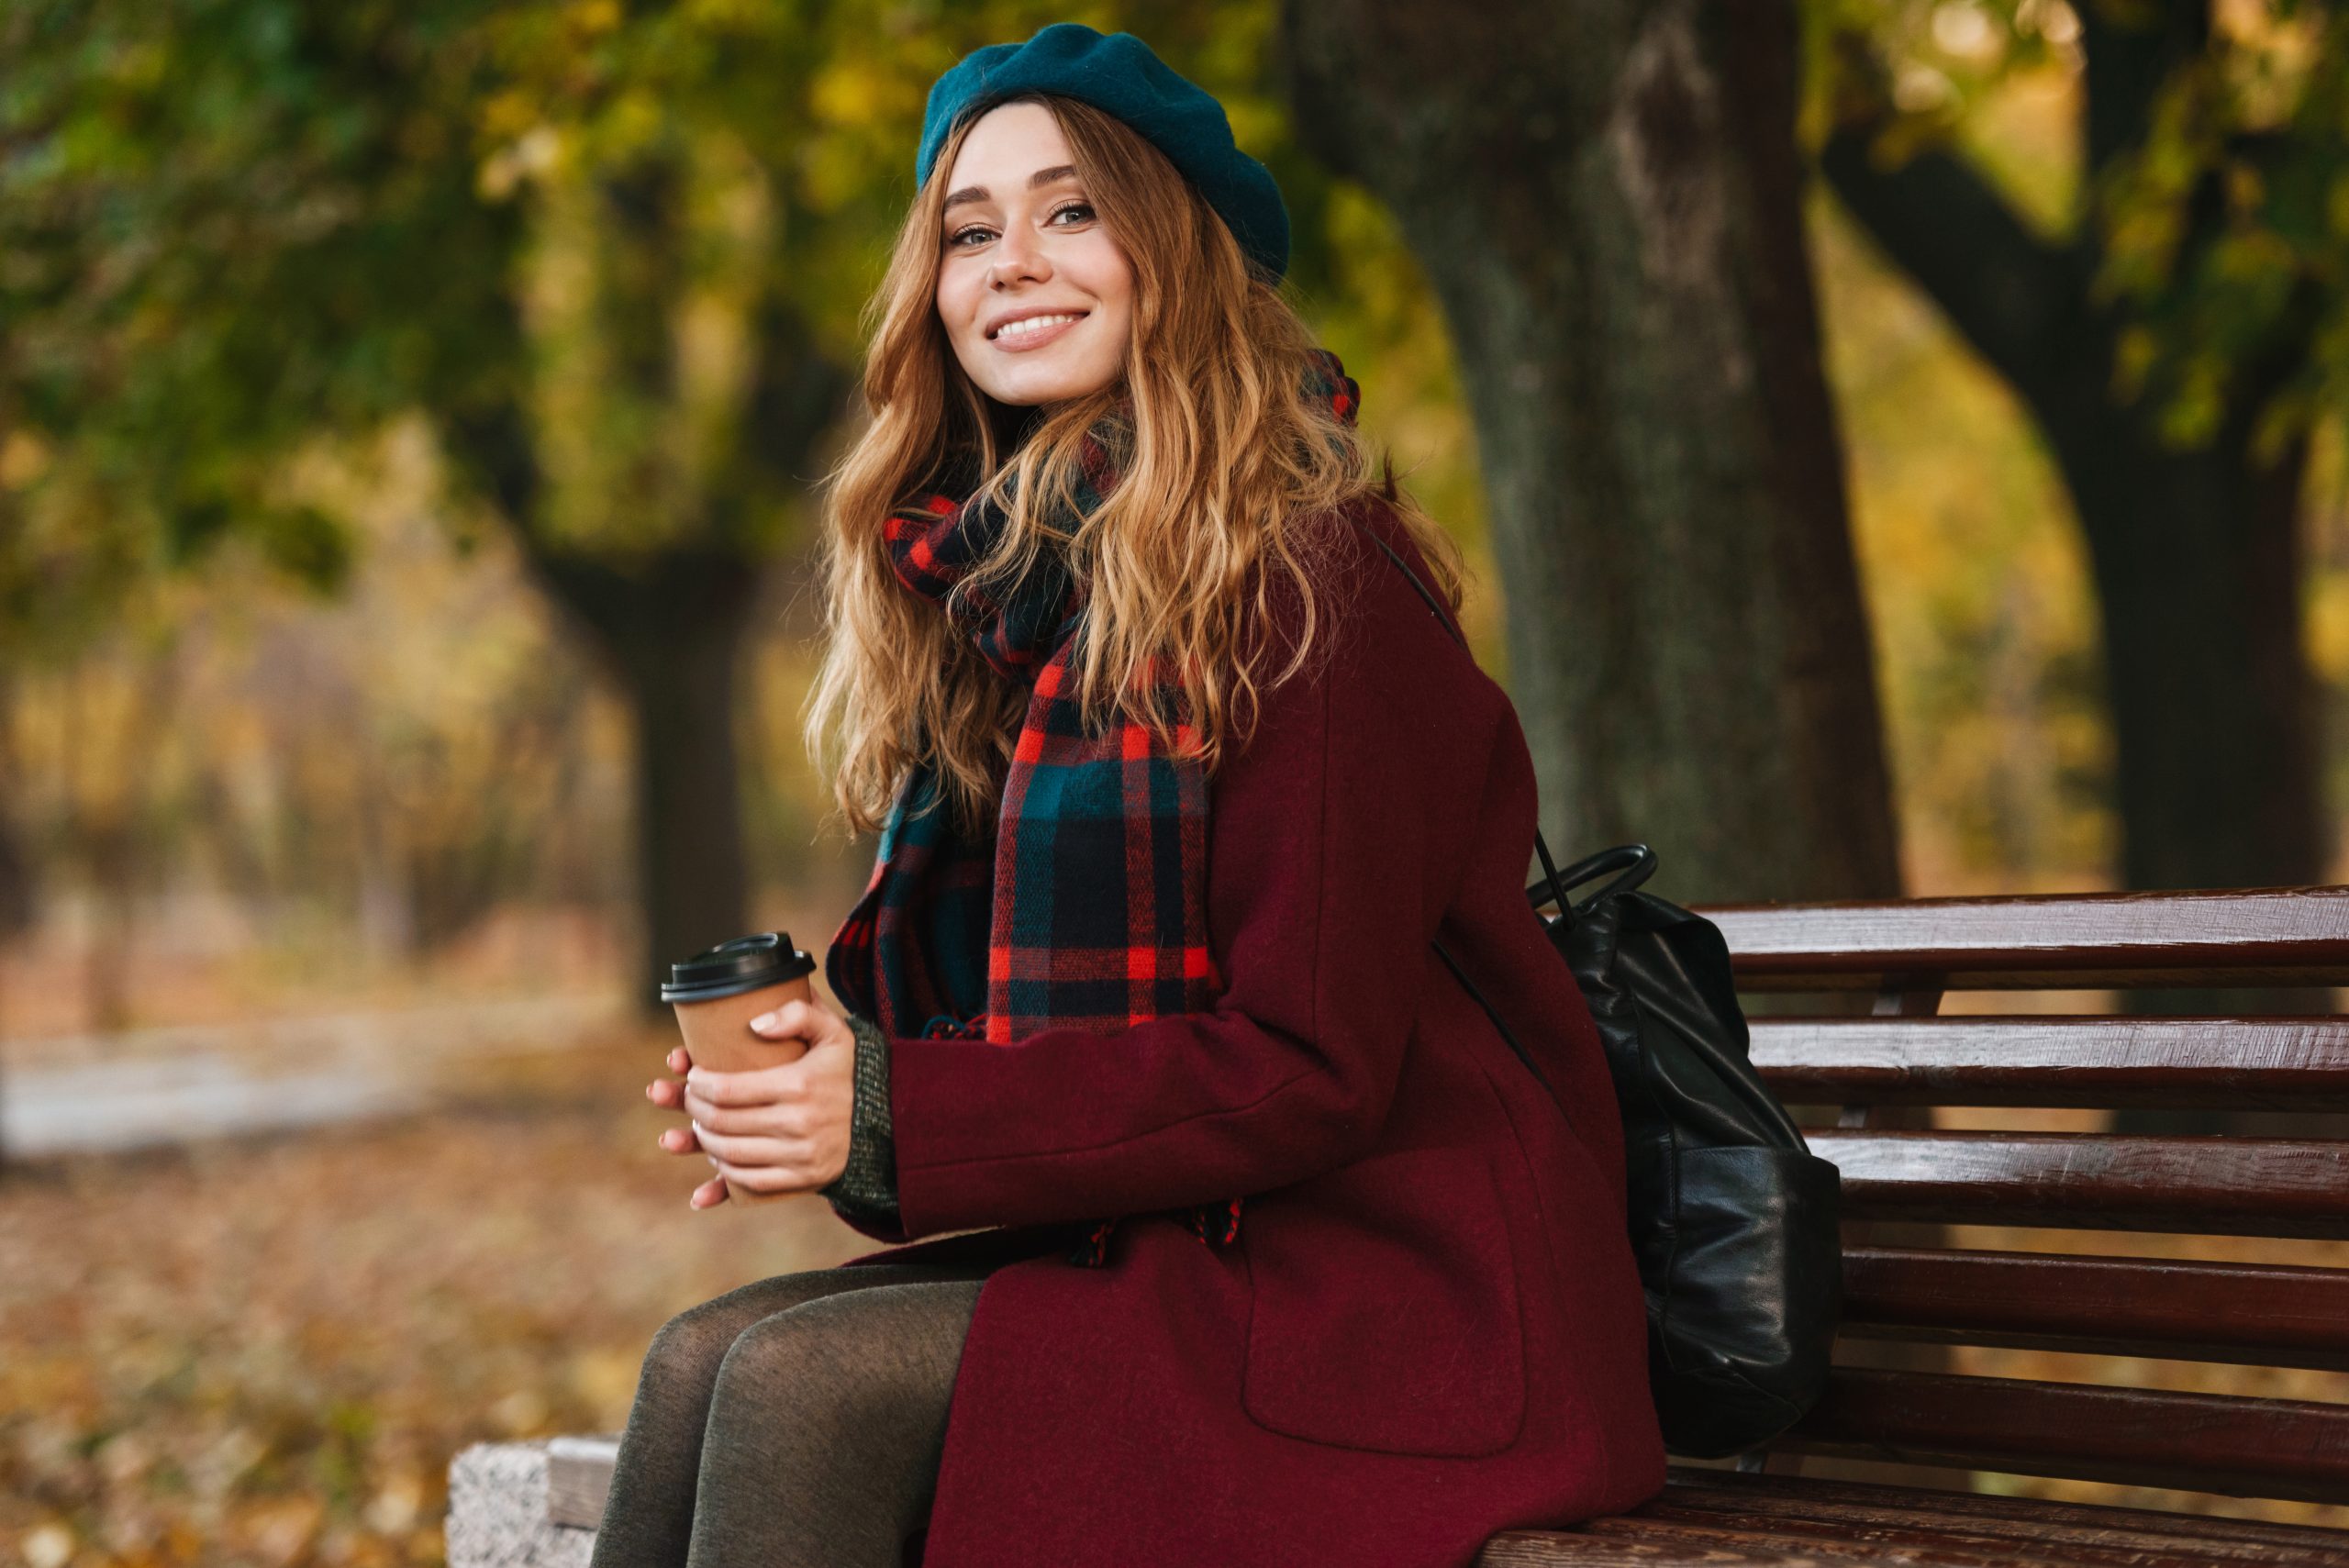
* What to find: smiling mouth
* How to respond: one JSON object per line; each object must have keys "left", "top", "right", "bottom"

{"left": 988, "top": 311, "right": 1088, "bottom": 342}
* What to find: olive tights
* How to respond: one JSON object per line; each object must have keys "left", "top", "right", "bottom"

{"left": 587, "top": 1259, "right": 1001, "bottom": 1568}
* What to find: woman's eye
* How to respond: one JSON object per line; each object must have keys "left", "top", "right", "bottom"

{"left": 946, "top": 202, "right": 1090, "bottom": 250}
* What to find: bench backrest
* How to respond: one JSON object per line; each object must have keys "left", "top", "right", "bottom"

{"left": 1694, "top": 885, "right": 2349, "bottom": 1507}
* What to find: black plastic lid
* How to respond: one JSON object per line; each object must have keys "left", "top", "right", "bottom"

{"left": 659, "top": 932, "right": 818, "bottom": 1004}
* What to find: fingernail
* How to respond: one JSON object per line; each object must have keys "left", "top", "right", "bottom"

{"left": 750, "top": 1011, "right": 778, "bottom": 1033}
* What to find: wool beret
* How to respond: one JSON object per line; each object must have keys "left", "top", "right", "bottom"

{"left": 915, "top": 22, "right": 1291, "bottom": 282}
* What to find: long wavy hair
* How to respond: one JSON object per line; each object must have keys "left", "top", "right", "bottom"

{"left": 804, "top": 92, "right": 1467, "bottom": 840}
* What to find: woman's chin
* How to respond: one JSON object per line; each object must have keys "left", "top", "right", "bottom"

{"left": 973, "top": 363, "right": 1117, "bottom": 408}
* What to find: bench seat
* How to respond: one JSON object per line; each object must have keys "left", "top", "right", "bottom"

{"left": 1492, "top": 1466, "right": 2349, "bottom": 1565}
{"left": 451, "top": 1440, "right": 2347, "bottom": 1566}
{"left": 449, "top": 885, "right": 2349, "bottom": 1564}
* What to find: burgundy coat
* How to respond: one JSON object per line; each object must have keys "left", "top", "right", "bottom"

{"left": 836, "top": 496, "right": 1668, "bottom": 1567}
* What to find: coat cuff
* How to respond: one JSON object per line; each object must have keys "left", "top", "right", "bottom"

{"left": 820, "top": 1010, "right": 905, "bottom": 1239}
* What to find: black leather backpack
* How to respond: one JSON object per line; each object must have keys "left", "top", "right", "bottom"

{"left": 1366, "top": 528, "right": 1843, "bottom": 1459}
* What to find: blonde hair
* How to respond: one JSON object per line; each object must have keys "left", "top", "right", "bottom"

{"left": 804, "top": 93, "right": 1466, "bottom": 840}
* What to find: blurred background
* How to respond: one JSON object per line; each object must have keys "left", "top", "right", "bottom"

{"left": 3, "top": 0, "right": 2347, "bottom": 1562}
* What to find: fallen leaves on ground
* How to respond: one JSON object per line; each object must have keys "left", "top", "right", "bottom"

{"left": 0, "top": 1025, "right": 867, "bottom": 1567}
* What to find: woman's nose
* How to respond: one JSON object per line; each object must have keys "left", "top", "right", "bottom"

{"left": 990, "top": 224, "right": 1051, "bottom": 288}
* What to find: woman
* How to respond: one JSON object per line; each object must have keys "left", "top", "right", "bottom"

{"left": 595, "top": 23, "right": 1664, "bottom": 1568}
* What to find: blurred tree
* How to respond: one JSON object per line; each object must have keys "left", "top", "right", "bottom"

{"left": 0, "top": 0, "right": 878, "bottom": 1006}
{"left": 0, "top": 0, "right": 1330, "bottom": 1014}
{"left": 1283, "top": 0, "right": 1905, "bottom": 902}
{"left": 1815, "top": 0, "right": 2345, "bottom": 893}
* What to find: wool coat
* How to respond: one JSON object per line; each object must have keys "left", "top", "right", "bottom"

{"left": 832, "top": 495, "right": 1669, "bottom": 1567}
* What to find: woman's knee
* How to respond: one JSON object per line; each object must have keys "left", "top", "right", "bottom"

{"left": 641, "top": 1270, "right": 846, "bottom": 1389}
{"left": 707, "top": 1284, "right": 978, "bottom": 1440}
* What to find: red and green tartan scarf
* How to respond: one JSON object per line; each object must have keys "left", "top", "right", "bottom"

{"left": 827, "top": 348, "right": 1363, "bottom": 1268}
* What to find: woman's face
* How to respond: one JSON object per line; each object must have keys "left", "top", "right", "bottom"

{"left": 934, "top": 101, "right": 1134, "bottom": 408}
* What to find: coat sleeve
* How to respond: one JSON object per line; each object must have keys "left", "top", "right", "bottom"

{"left": 883, "top": 520, "right": 1490, "bottom": 1240}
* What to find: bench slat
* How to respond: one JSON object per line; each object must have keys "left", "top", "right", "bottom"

{"left": 1596, "top": 1507, "right": 2281, "bottom": 1568}
{"left": 1838, "top": 1247, "right": 2349, "bottom": 1370}
{"left": 1781, "top": 1369, "right": 2349, "bottom": 1504}
{"left": 1477, "top": 1533, "right": 1835, "bottom": 1567}
{"left": 1478, "top": 1471, "right": 2349, "bottom": 1568}
{"left": 1809, "top": 1132, "right": 2349, "bottom": 1239}
{"left": 1654, "top": 1479, "right": 2349, "bottom": 1565}
{"left": 1653, "top": 1473, "right": 2349, "bottom": 1558}
{"left": 547, "top": 1436, "right": 619, "bottom": 1530}
{"left": 1698, "top": 886, "right": 2349, "bottom": 992}
{"left": 1753, "top": 1019, "right": 2349, "bottom": 1111}
{"left": 1580, "top": 1513, "right": 2080, "bottom": 1567}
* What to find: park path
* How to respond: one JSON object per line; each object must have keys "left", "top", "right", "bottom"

{"left": 0, "top": 992, "right": 627, "bottom": 1156}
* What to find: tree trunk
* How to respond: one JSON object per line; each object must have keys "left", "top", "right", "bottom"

{"left": 1283, "top": 0, "right": 1902, "bottom": 904}
{"left": 443, "top": 387, "right": 824, "bottom": 1025}
{"left": 1816, "top": 0, "right": 2330, "bottom": 900}
{"left": 524, "top": 546, "right": 765, "bottom": 1018}
{"left": 1816, "top": 6, "right": 2331, "bottom": 1132}
{"left": 2054, "top": 418, "right": 2324, "bottom": 895}
{"left": 2056, "top": 410, "right": 2327, "bottom": 1133}
{"left": 0, "top": 665, "right": 28, "bottom": 1173}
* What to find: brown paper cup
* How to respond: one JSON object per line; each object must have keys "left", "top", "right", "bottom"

{"left": 659, "top": 933, "right": 824, "bottom": 1205}
{"left": 669, "top": 973, "right": 814, "bottom": 1073}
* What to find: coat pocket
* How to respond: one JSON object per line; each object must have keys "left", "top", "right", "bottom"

{"left": 1241, "top": 1143, "right": 1527, "bottom": 1457}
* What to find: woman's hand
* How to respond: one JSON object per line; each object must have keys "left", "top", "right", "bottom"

{"left": 644, "top": 995, "right": 859, "bottom": 1209}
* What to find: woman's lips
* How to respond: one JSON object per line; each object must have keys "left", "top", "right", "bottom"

{"left": 989, "top": 313, "right": 1086, "bottom": 352}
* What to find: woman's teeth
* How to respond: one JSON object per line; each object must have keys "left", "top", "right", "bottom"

{"left": 995, "top": 313, "right": 1082, "bottom": 340}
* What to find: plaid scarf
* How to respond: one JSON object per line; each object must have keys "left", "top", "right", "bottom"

{"left": 827, "top": 349, "right": 1362, "bottom": 1268}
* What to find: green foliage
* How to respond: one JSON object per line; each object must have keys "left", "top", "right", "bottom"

{"left": 1810, "top": 0, "right": 2349, "bottom": 457}
{"left": 1, "top": 0, "right": 514, "bottom": 630}
{"left": 0, "top": 0, "right": 1480, "bottom": 582}
{"left": 0, "top": 0, "right": 1491, "bottom": 942}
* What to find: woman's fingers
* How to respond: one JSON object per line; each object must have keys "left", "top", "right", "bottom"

{"left": 747, "top": 995, "right": 851, "bottom": 1042}
{"left": 712, "top": 1158, "right": 814, "bottom": 1199}
{"left": 644, "top": 1042, "right": 696, "bottom": 1107}
{"left": 652, "top": 1043, "right": 730, "bottom": 1208}
{"left": 688, "top": 1122, "right": 805, "bottom": 1172}
{"left": 700, "top": 1126, "right": 847, "bottom": 1193}
{"left": 683, "top": 1060, "right": 805, "bottom": 1111}
{"left": 655, "top": 1039, "right": 835, "bottom": 1207}
{"left": 679, "top": 1091, "right": 807, "bottom": 1138}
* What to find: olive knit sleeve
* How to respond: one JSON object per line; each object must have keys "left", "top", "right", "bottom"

{"left": 818, "top": 1011, "right": 903, "bottom": 1235}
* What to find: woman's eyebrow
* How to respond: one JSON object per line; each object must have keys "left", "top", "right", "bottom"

{"left": 941, "top": 164, "right": 1082, "bottom": 217}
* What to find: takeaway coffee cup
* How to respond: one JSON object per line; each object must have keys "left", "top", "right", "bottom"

{"left": 660, "top": 932, "right": 820, "bottom": 1074}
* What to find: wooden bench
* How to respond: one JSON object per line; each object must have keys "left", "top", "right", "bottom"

{"left": 1490, "top": 884, "right": 2349, "bottom": 1564}
{"left": 459, "top": 884, "right": 2349, "bottom": 1566}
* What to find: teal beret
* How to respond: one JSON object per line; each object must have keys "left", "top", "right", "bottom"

{"left": 916, "top": 22, "right": 1291, "bottom": 282}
